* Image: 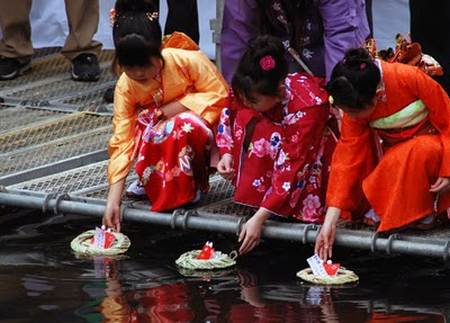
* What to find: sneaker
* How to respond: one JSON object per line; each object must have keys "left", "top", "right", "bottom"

{"left": 126, "top": 179, "right": 147, "bottom": 199}
{"left": 363, "top": 209, "right": 380, "bottom": 228}
{"left": 103, "top": 84, "right": 115, "bottom": 103}
{"left": 0, "top": 57, "right": 31, "bottom": 80}
{"left": 71, "top": 53, "right": 100, "bottom": 82}
{"left": 412, "top": 214, "right": 436, "bottom": 230}
{"left": 191, "top": 189, "right": 203, "bottom": 204}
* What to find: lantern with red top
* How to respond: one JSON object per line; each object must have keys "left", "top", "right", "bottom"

{"left": 91, "top": 226, "right": 116, "bottom": 249}
{"left": 197, "top": 241, "right": 215, "bottom": 260}
{"left": 323, "top": 260, "right": 340, "bottom": 276}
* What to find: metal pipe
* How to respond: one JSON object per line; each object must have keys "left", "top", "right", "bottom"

{"left": 0, "top": 190, "right": 449, "bottom": 259}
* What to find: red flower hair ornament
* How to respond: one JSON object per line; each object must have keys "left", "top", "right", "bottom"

{"left": 259, "top": 55, "right": 276, "bottom": 71}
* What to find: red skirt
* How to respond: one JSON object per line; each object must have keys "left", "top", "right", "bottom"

{"left": 135, "top": 111, "right": 213, "bottom": 211}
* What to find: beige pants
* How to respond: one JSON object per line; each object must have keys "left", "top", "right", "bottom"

{"left": 0, "top": 0, "right": 102, "bottom": 61}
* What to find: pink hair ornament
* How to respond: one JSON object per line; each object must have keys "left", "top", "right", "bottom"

{"left": 259, "top": 55, "right": 276, "bottom": 71}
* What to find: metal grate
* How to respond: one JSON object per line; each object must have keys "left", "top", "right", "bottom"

{"left": 10, "top": 160, "right": 109, "bottom": 193}
{"left": 76, "top": 174, "right": 138, "bottom": 200}
{"left": 0, "top": 127, "right": 111, "bottom": 177}
{"left": 59, "top": 84, "right": 115, "bottom": 111}
{"left": 198, "top": 198, "right": 255, "bottom": 217}
{"left": 201, "top": 174, "right": 234, "bottom": 205}
{"left": 31, "top": 47, "right": 62, "bottom": 59}
{"left": 0, "top": 112, "right": 111, "bottom": 154}
{"left": 0, "top": 105, "right": 67, "bottom": 134}
{"left": 4, "top": 72, "right": 116, "bottom": 105}
{"left": 80, "top": 173, "right": 235, "bottom": 206}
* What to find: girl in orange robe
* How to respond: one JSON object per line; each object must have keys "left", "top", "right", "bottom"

{"left": 315, "top": 48, "right": 450, "bottom": 260}
{"left": 102, "top": 0, "right": 228, "bottom": 231}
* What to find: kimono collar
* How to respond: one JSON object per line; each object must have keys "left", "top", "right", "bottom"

{"left": 375, "top": 59, "right": 387, "bottom": 103}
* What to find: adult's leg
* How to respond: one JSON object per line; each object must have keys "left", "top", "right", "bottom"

{"left": 165, "top": 0, "right": 199, "bottom": 43}
{"left": 220, "top": 0, "right": 260, "bottom": 83}
{"left": 63, "top": 0, "right": 102, "bottom": 81}
{"left": 365, "top": 0, "right": 373, "bottom": 37}
{"left": 0, "top": 0, "right": 33, "bottom": 59}
{"left": 0, "top": 0, "right": 33, "bottom": 79}
{"left": 62, "top": 0, "right": 102, "bottom": 60}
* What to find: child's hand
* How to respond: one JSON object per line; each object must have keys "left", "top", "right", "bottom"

{"left": 314, "top": 207, "right": 340, "bottom": 261}
{"left": 103, "top": 200, "right": 121, "bottom": 233}
{"left": 430, "top": 177, "right": 450, "bottom": 193}
{"left": 238, "top": 209, "right": 270, "bottom": 255}
{"left": 217, "top": 153, "right": 234, "bottom": 180}
{"left": 103, "top": 180, "right": 125, "bottom": 232}
{"left": 159, "top": 101, "right": 188, "bottom": 119}
{"left": 239, "top": 216, "right": 263, "bottom": 255}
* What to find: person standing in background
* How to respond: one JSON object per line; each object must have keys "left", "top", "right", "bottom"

{"left": 220, "top": 0, "right": 371, "bottom": 83}
{"left": 409, "top": 0, "right": 450, "bottom": 94}
{"left": 153, "top": 0, "right": 200, "bottom": 44}
{"left": 0, "top": 0, "right": 102, "bottom": 81}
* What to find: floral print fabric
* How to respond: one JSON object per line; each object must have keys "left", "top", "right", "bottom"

{"left": 217, "top": 73, "right": 338, "bottom": 223}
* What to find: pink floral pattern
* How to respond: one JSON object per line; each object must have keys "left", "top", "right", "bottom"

{"left": 216, "top": 73, "right": 337, "bottom": 224}
{"left": 302, "top": 194, "right": 322, "bottom": 222}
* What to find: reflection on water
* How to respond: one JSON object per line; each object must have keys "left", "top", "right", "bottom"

{"left": 0, "top": 208, "right": 449, "bottom": 322}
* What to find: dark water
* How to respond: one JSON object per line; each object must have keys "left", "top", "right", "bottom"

{"left": 1, "top": 208, "right": 450, "bottom": 323}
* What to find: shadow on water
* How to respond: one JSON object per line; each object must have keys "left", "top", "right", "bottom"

{"left": 0, "top": 207, "right": 450, "bottom": 322}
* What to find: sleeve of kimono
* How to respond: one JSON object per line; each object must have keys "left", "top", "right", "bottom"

{"left": 326, "top": 113, "right": 377, "bottom": 211}
{"left": 107, "top": 77, "right": 138, "bottom": 184}
{"left": 216, "top": 103, "right": 235, "bottom": 156}
{"left": 319, "top": 0, "right": 370, "bottom": 80}
{"left": 260, "top": 105, "right": 330, "bottom": 213}
{"left": 410, "top": 67, "right": 450, "bottom": 176}
{"left": 176, "top": 50, "right": 229, "bottom": 126}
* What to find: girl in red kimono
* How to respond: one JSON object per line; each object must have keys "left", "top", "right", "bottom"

{"left": 102, "top": 0, "right": 228, "bottom": 231}
{"left": 315, "top": 48, "right": 450, "bottom": 261}
{"left": 216, "top": 36, "right": 338, "bottom": 254}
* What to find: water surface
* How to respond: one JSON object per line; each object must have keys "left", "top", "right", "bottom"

{"left": 0, "top": 208, "right": 449, "bottom": 322}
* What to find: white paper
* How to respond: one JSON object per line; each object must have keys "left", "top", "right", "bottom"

{"left": 307, "top": 254, "right": 328, "bottom": 278}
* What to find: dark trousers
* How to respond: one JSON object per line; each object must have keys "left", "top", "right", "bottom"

{"left": 0, "top": 0, "right": 101, "bottom": 60}
{"left": 365, "top": 0, "right": 373, "bottom": 37}
{"left": 410, "top": 0, "right": 450, "bottom": 93}
{"left": 153, "top": 0, "right": 199, "bottom": 44}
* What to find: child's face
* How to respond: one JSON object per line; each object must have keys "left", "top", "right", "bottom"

{"left": 242, "top": 85, "right": 285, "bottom": 112}
{"left": 122, "top": 57, "right": 162, "bottom": 83}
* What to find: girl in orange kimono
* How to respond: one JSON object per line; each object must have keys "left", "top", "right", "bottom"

{"left": 217, "top": 36, "right": 337, "bottom": 255}
{"left": 103, "top": 0, "right": 228, "bottom": 231}
{"left": 315, "top": 48, "right": 450, "bottom": 260}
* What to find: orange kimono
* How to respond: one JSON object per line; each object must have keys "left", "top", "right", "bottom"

{"left": 327, "top": 61, "right": 450, "bottom": 231}
{"left": 108, "top": 33, "right": 228, "bottom": 211}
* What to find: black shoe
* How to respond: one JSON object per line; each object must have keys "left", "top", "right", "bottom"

{"left": 103, "top": 84, "right": 115, "bottom": 103}
{"left": 71, "top": 53, "right": 100, "bottom": 82}
{"left": 0, "top": 57, "right": 31, "bottom": 80}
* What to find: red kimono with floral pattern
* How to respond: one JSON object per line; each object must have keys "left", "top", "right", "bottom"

{"left": 216, "top": 73, "right": 338, "bottom": 223}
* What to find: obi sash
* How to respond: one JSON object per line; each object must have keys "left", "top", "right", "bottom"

{"left": 369, "top": 100, "right": 437, "bottom": 147}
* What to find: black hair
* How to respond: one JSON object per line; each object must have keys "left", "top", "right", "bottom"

{"left": 231, "top": 35, "right": 288, "bottom": 103}
{"left": 112, "top": 0, "right": 163, "bottom": 68}
{"left": 327, "top": 48, "right": 381, "bottom": 111}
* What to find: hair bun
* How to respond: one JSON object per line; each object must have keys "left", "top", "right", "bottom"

{"left": 343, "top": 48, "right": 372, "bottom": 66}
{"left": 115, "top": 0, "right": 155, "bottom": 15}
{"left": 248, "top": 35, "right": 285, "bottom": 61}
{"left": 327, "top": 76, "right": 359, "bottom": 107}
